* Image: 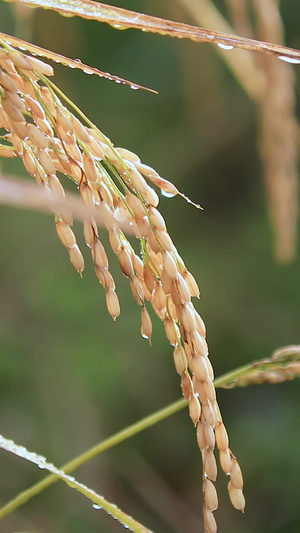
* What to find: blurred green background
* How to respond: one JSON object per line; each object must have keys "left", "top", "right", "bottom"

{"left": 0, "top": 1, "right": 300, "bottom": 532}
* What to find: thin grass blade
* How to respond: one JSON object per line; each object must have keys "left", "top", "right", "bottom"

{"left": 0, "top": 174, "right": 133, "bottom": 231}
{"left": 0, "top": 31, "right": 157, "bottom": 93}
{"left": 0, "top": 435, "right": 152, "bottom": 532}
{"left": 13, "top": 0, "right": 300, "bottom": 63}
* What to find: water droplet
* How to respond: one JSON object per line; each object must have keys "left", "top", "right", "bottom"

{"left": 278, "top": 55, "right": 300, "bottom": 64}
{"left": 74, "top": 58, "right": 82, "bottom": 63}
{"left": 217, "top": 43, "right": 234, "bottom": 51}
{"left": 92, "top": 503, "right": 102, "bottom": 510}
{"left": 161, "top": 190, "right": 176, "bottom": 198}
{"left": 130, "top": 84, "right": 139, "bottom": 90}
{"left": 111, "top": 23, "right": 126, "bottom": 30}
{"left": 83, "top": 69, "right": 93, "bottom": 75}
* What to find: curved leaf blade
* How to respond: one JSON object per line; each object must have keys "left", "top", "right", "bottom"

{"left": 0, "top": 31, "right": 157, "bottom": 93}
{"left": 14, "top": 0, "right": 300, "bottom": 63}
{"left": 0, "top": 435, "right": 152, "bottom": 532}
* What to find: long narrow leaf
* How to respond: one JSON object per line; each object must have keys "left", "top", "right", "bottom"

{"left": 0, "top": 174, "right": 133, "bottom": 231}
{"left": 0, "top": 435, "right": 152, "bottom": 533}
{"left": 0, "top": 31, "right": 157, "bottom": 93}
{"left": 14, "top": 0, "right": 300, "bottom": 63}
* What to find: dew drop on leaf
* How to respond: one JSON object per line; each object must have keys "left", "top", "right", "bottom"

{"left": 217, "top": 43, "right": 234, "bottom": 51}
{"left": 278, "top": 55, "right": 300, "bottom": 64}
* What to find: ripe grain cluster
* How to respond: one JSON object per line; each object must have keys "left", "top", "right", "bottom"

{"left": 0, "top": 39, "right": 244, "bottom": 532}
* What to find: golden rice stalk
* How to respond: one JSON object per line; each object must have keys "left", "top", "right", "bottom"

{"left": 253, "top": 0, "right": 299, "bottom": 263}
{"left": 175, "top": 0, "right": 265, "bottom": 101}
{"left": 226, "top": 0, "right": 253, "bottom": 38}
{"left": 220, "top": 345, "right": 300, "bottom": 388}
{"left": 0, "top": 40, "right": 244, "bottom": 530}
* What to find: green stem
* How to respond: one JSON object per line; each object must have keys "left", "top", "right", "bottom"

{"left": 0, "top": 398, "right": 186, "bottom": 519}
{"left": 213, "top": 361, "right": 257, "bottom": 388}
{"left": 0, "top": 358, "right": 278, "bottom": 519}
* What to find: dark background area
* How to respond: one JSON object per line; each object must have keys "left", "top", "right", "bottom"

{"left": 0, "top": 1, "right": 300, "bottom": 532}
